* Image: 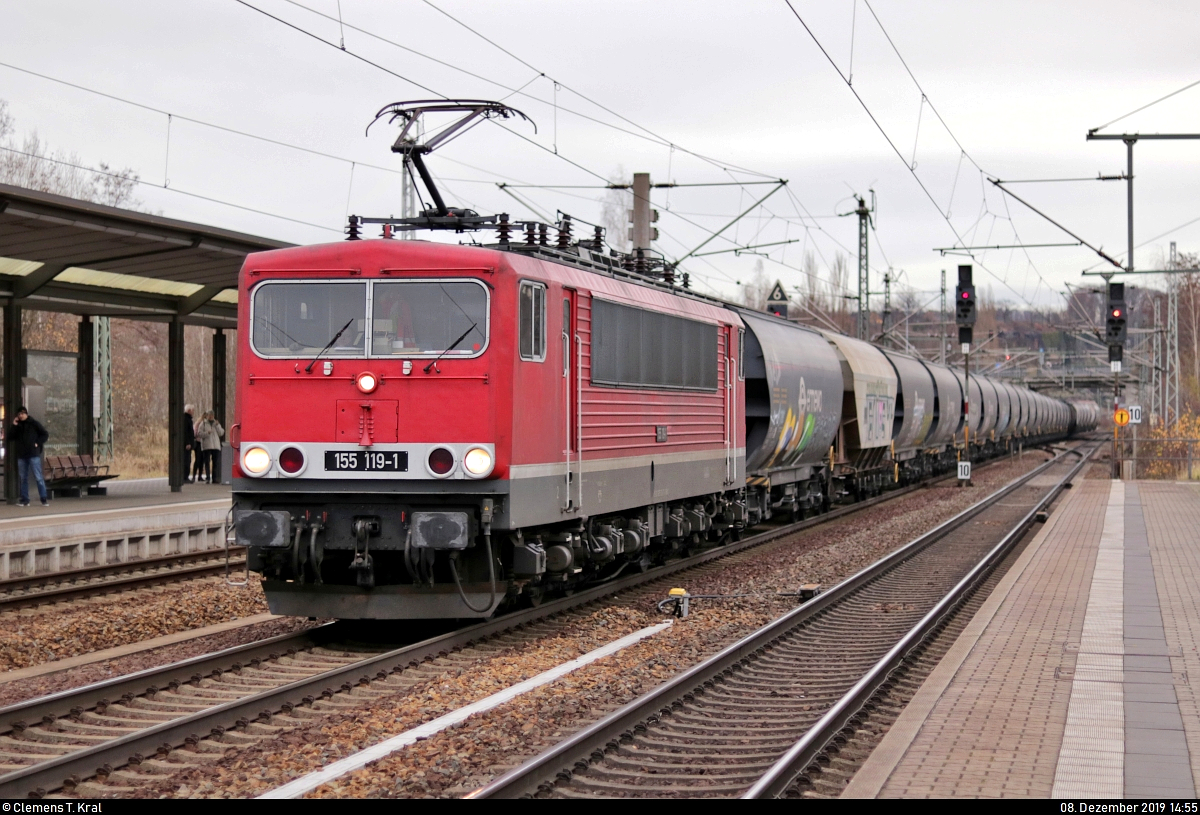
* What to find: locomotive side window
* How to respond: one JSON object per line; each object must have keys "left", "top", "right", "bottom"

{"left": 562, "top": 298, "right": 571, "bottom": 375}
{"left": 371, "top": 281, "right": 488, "bottom": 357}
{"left": 591, "top": 299, "right": 718, "bottom": 391}
{"left": 519, "top": 281, "right": 546, "bottom": 362}
{"left": 251, "top": 282, "right": 366, "bottom": 357}
{"left": 738, "top": 328, "right": 745, "bottom": 380}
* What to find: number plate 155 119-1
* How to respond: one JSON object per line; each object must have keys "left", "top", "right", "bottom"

{"left": 324, "top": 451, "right": 409, "bottom": 472}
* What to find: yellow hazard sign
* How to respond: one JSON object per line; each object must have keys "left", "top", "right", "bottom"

{"left": 1114, "top": 408, "right": 1131, "bottom": 427}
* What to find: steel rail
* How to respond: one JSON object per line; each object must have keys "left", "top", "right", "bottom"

{"left": 742, "top": 442, "right": 1097, "bottom": 798}
{"left": 0, "top": 450, "right": 1024, "bottom": 798}
{"left": 468, "top": 444, "right": 1085, "bottom": 799}
{"left": 0, "top": 624, "right": 341, "bottom": 739}
{"left": 0, "top": 559, "right": 247, "bottom": 611}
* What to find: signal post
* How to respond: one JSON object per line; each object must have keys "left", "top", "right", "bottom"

{"left": 1106, "top": 281, "right": 1127, "bottom": 478}
{"left": 956, "top": 265, "right": 977, "bottom": 487}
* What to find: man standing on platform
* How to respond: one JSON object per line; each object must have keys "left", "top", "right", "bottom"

{"left": 183, "top": 403, "right": 196, "bottom": 483}
{"left": 11, "top": 407, "right": 49, "bottom": 507}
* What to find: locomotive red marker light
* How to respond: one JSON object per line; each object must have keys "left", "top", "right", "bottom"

{"left": 356, "top": 372, "right": 379, "bottom": 393}
{"left": 428, "top": 447, "right": 454, "bottom": 476}
{"left": 243, "top": 446, "right": 271, "bottom": 476}
{"left": 278, "top": 447, "right": 305, "bottom": 475}
{"left": 463, "top": 447, "right": 493, "bottom": 477}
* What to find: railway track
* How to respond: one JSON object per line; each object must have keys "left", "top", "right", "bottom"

{"left": 0, "top": 450, "right": 1032, "bottom": 799}
{"left": 0, "top": 549, "right": 246, "bottom": 611}
{"left": 470, "top": 442, "right": 1096, "bottom": 799}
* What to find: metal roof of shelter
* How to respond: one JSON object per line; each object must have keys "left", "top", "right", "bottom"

{"left": 0, "top": 182, "right": 293, "bottom": 327}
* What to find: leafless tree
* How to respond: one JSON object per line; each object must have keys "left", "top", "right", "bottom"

{"left": 800, "top": 250, "right": 819, "bottom": 310}
{"left": 829, "top": 252, "right": 849, "bottom": 315}
{"left": 741, "top": 258, "right": 771, "bottom": 311}
{"left": 896, "top": 281, "right": 922, "bottom": 316}
{"left": 0, "top": 99, "right": 142, "bottom": 209}
{"left": 600, "top": 166, "right": 631, "bottom": 253}
{"left": 1175, "top": 253, "right": 1200, "bottom": 397}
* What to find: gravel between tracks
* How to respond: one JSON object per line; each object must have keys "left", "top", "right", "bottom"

{"left": 100, "top": 451, "right": 1052, "bottom": 799}
{"left": 0, "top": 577, "right": 270, "bottom": 675}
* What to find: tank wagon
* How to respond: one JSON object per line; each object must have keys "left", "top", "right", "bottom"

{"left": 230, "top": 236, "right": 1097, "bottom": 620}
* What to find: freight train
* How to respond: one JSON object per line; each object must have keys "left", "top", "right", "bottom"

{"left": 230, "top": 231, "right": 1100, "bottom": 620}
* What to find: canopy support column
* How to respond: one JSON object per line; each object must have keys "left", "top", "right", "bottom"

{"left": 77, "top": 316, "right": 94, "bottom": 457}
{"left": 212, "top": 329, "right": 226, "bottom": 429}
{"left": 3, "top": 302, "right": 20, "bottom": 504}
{"left": 168, "top": 318, "right": 184, "bottom": 493}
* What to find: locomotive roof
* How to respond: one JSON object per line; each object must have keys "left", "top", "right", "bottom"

{"left": 242, "top": 237, "right": 743, "bottom": 316}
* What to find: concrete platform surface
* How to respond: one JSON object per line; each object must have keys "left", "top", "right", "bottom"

{"left": 844, "top": 480, "right": 1200, "bottom": 799}
{"left": 0, "top": 481, "right": 229, "bottom": 524}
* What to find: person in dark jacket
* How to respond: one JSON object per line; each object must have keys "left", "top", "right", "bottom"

{"left": 183, "top": 404, "right": 196, "bottom": 483}
{"left": 10, "top": 406, "right": 49, "bottom": 507}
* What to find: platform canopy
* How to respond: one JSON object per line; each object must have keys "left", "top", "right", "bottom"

{"left": 0, "top": 182, "right": 300, "bottom": 498}
{"left": 0, "top": 182, "right": 292, "bottom": 327}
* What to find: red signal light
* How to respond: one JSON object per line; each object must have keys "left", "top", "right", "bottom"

{"left": 428, "top": 447, "right": 454, "bottom": 475}
{"left": 278, "top": 447, "right": 305, "bottom": 474}
{"left": 961, "top": 292, "right": 969, "bottom": 298}
{"left": 1112, "top": 308, "right": 1122, "bottom": 318}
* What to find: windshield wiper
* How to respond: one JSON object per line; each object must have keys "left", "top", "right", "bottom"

{"left": 305, "top": 318, "right": 355, "bottom": 373}
{"left": 424, "top": 323, "right": 477, "bottom": 373}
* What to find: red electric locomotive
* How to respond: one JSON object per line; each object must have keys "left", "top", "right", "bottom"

{"left": 232, "top": 101, "right": 750, "bottom": 619}
{"left": 232, "top": 235, "right": 747, "bottom": 619}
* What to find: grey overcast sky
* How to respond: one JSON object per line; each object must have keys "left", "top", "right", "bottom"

{"left": 2, "top": 0, "right": 1198, "bottom": 308}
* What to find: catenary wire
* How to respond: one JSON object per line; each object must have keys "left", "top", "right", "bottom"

{"left": 1091, "top": 78, "right": 1200, "bottom": 134}
{"left": 0, "top": 144, "right": 341, "bottom": 233}
{"left": 780, "top": 0, "right": 1062, "bottom": 310}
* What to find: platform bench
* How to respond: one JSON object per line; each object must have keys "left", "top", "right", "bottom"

{"left": 43, "top": 454, "right": 118, "bottom": 497}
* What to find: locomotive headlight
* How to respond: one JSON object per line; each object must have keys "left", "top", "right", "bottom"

{"left": 243, "top": 446, "right": 271, "bottom": 476}
{"left": 463, "top": 447, "right": 493, "bottom": 477}
{"left": 356, "top": 371, "right": 379, "bottom": 393}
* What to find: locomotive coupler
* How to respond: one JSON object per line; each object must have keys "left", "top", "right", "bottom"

{"left": 350, "top": 518, "right": 379, "bottom": 589}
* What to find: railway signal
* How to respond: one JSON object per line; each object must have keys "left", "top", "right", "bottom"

{"left": 955, "top": 265, "right": 976, "bottom": 345}
{"left": 1106, "top": 281, "right": 1126, "bottom": 362}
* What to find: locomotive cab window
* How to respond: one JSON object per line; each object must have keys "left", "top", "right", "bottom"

{"left": 251, "top": 282, "right": 366, "bottom": 357}
{"left": 251, "top": 279, "right": 488, "bottom": 359}
{"left": 371, "top": 280, "right": 488, "bottom": 357}
{"left": 519, "top": 281, "right": 546, "bottom": 362}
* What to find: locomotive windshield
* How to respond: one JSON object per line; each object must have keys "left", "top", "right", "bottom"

{"left": 251, "top": 279, "right": 488, "bottom": 359}
{"left": 371, "top": 281, "right": 487, "bottom": 356}
{"left": 251, "top": 282, "right": 366, "bottom": 357}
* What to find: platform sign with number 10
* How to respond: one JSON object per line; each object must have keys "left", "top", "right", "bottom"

{"left": 958, "top": 461, "right": 972, "bottom": 481}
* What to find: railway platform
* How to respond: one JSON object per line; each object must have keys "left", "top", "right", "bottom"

{"left": 0, "top": 483, "right": 230, "bottom": 579}
{"left": 844, "top": 478, "right": 1200, "bottom": 799}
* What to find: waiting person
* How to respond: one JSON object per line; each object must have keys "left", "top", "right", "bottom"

{"left": 10, "top": 406, "right": 49, "bottom": 507}
{"left": 198, "top": 410, "right": 224, "bottom": 484}
{"left": 183, "top": 404, "right": 196, "bottom": 483}
{"left": 192, "top": 412, "right": 208, "bottom": 483}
